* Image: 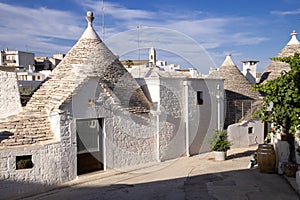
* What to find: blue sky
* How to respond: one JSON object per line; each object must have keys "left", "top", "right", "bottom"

{"left": 0, "top": 0, "right": 300, "bottom": 73}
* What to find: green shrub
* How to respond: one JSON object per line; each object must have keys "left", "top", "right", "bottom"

{"left": 209, "top": 130, "right": 231, "bottom": 152}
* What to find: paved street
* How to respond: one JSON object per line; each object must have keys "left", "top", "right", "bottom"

{"left": 21, "top": 146, "right": 299, "bottom": 200}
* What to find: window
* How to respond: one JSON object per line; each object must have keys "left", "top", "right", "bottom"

{"left": 16, "top": 155, "right": 33, "bottom": 170}
{"left": 196, "top": 91, "right": 203, "bottom": 105}
{"left": 248, "top": 127, "right": 253, "bottom": 134}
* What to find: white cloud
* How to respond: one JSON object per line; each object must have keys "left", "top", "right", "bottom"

{"left": 0, "top": 2, "right": 83, "bottom": 55}
{"left": 0, "top": 0, "right": 269, "bottom": 67}
{"left": 79, "top": 0, "right": 154, "bottom": 20}
{"left": 271, "top": 8, "right": 300, "bottom": 15}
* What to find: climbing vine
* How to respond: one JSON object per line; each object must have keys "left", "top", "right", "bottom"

{"left": 254, "top": 53, "right": 300, "bottom": 135}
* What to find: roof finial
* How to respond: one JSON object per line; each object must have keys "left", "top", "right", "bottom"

{"left": 287, "top": 29, "right": 300, "bottom": 45}
{"left": 86, "top": 11, "right": 94, "bottom": 26}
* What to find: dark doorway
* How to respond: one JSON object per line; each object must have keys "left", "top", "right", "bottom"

{"left": 76, "top": 118, "right": 104, "bottom": 175}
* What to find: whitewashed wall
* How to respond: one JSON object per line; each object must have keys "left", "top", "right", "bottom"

{"left": 0, "top": 142, "right": 70, "bottom": 199}
{"left": 227, "top": 119, "right": 264, "bottom": 147}
{"left": 188, "top": 78, "right": 225, "bottom": 155}
{"left": 66, "top": 78, "right": 157, "bottom": 170}
{"left": 142, "top": 77, "right": 225, "bottom": 160}
{"left": 0, "top": 67, "right": 22, "bottom": 118}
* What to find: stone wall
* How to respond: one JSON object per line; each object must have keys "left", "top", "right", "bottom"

{"left": 140, "top": 77, "right": 225, "bottom": 160}
{"left": 0, "top": 142, "right": 66, "bottom": 199}
{"left": 188, "top": 78, "right": 224, "bottom": 155}
{"left": 158, "top": 78, "right": 185, "bottom": 161}
{"left": 227, "top": 119, "right": 264, "bottom": 147}
{"left": 66, "top": 77, "right": 157, "bottom": 170}
{"left": 225, "top": 99, "right": 255, "bottom": 129}
{"left": 0, "top": 67, "right": 22, "bottom": 118}
{"left": 107, "top": 110, "right": 157, "bottom": 169}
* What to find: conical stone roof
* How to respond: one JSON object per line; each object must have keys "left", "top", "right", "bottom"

{"left": 0, "top": 11, "right": 151, "bottom": 147}
{"left": 26, "top": 11, "right": 151, "bottom": 113}
{"left": 210, "top": 54, "right": 259, "bottom": 100}
{"left": 260, "top": 30, "right": 300, "bottom": 83}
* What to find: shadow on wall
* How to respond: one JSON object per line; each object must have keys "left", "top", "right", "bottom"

{"left": 3, "top": 164, "right": 298, "bottom": 199}
{"left": 0, "top": 131, "right": 13, "bottom": 143}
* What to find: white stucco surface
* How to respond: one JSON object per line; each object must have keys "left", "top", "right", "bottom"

{"left": 0, "top": 67, "right": 22, "bottom": 118}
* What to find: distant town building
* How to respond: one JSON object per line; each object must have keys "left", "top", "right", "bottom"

{"left": 123, "top": 47, "right": 196, "bottom": 78}
{"left": 0, "top": 49, "right": 64, "bottom": 97}
{"left": 0, "top": 48, "right": 34, "bottom": 70}
{"left": 241, "top": 60, "right": 259, "bottom": 84}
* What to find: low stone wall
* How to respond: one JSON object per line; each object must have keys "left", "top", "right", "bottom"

{"left": 0, "top": 141, "right": 71, "bottom": 199}
{"left": 227, "top": 119, "right": 264, "bottom": 147}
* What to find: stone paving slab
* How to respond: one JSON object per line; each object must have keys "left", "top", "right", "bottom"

{"left": 12, "top": 146, "right": 300, "bottom": 200}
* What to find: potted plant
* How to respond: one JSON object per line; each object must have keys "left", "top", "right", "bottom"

{"left": 209, "top": 130, "right": 232, "bottom": 161}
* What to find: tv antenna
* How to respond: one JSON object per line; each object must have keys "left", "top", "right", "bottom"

{"left": 101, "top": 0, "right": 105, "bottom": 40}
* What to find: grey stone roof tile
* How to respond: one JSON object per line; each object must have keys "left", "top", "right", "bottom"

{"left": 0, "top": 11, "right": 151, "bottom": 147}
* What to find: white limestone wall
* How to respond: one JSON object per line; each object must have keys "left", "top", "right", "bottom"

{"left": 106, "top": 110, "right": 157, "bottom": 169}
{"left": 68, "top": 78, "right": 157, "bottom": 170}
{"left": 227, "top": 119, "right": 264, "bottom": 147}
{"left": 0, "top": 67, "right": 22, "bottom": 118}
{"left": 158, "top": 78, "right": 186, "bottom": 161}
{"left": 0, "top": 142, "right": 69, "bottom": 199}
{"left": 141, "top": 77, "right": 224, "bottom": 160}
{"left": 188, "top": 78, "right": 225, "bottom": 155}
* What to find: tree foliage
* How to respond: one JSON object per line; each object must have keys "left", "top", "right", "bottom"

{"left": 124, "top": 60, "right": 134, "bottom": 68}
{"left": 254, "top": 53, "right": 300, "bottom": 135}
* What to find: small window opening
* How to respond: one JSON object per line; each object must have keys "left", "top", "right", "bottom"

{"left": 16, "top": 155, "right": 33, "bottom": 170}
{"left": 197, "top": 91, "right": 203, "bottom": 105}
{"left": 248, "top": 127, "right": 253, "bottom": 134}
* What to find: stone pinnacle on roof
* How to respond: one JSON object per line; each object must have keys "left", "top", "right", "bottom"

{"left": 277, "top": 29, "right": 300, "bottom": 58}
{"left": 261, "top": 30, "right": 300, "bottom": 83}
{"left": 287, "top": 30, "right": 300, "bottom": 45}
{"left": 221, "top": 54, "right": 235, "bottom": 67}
{"left": 217, "top": 54, "right": 259, "bottom": 100}
{"left": 80, "top": 11, "right": 100, "bottom": 40}
{"left": 86, "top": 11, "right": 94, "bottom": 24}
{"left": 25, "top": 10, "right": 151, "bottom": 113}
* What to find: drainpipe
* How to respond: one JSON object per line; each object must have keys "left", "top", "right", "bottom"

{"left": 183, "top": 80, "right": 190, "bottom": 157}
{"left": 156, "top": 105, "right": 160, "bottom": 162}
{"left": 103, "top": 120, "right": 107, "bottom": 171}
{"left": 216, "top": 83, "right": 221, "bottom": 131}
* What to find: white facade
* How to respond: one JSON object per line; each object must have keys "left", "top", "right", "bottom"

{"left": 137, "top": 74, "right": 225, "bottom": 159}
{"left": 242, "top": 60, "right": 259, "bottom": 84}
{"left": 227, "top": 119, "right": 264, "bottom": 147}
{"left": 0, "top": 49, "right": 34, "bottom": 70}
{"left": 17, "top": 70, "right": 50, "bottom": 81}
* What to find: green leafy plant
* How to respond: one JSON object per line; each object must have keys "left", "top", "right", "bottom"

{"left": 124, "top": 59, "right": 134, "bottom": 68}
{"left": 209, "top": 130, "right": 231, "bottom": 152}
{"left": 16, "top": 158, "right": 33, "bottom": 169}
{"left": 253, "top": 53, "right": 300, "bottom": 136}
